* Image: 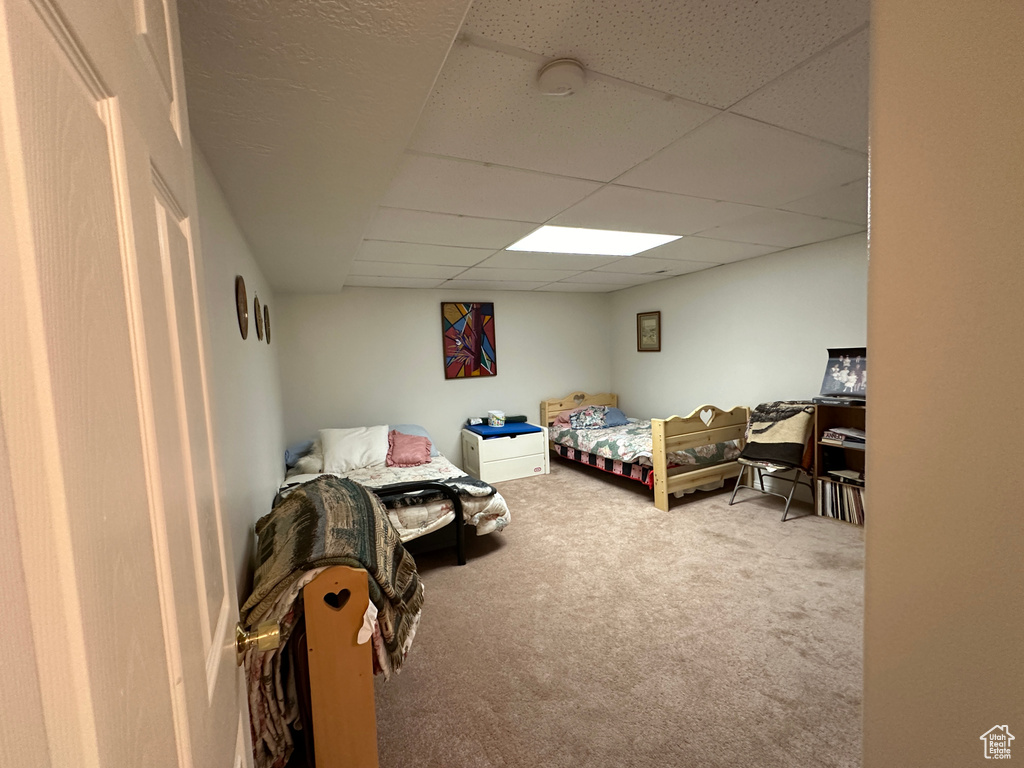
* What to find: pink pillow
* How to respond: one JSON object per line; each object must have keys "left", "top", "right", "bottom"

{"left": 386, "top": 430, "right": 431, "bottom": 467}
{"left": 554, "top": 407, "right": 587, "bottom": 426}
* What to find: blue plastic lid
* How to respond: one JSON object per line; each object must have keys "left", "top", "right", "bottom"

{"left": 466, "top": 423, "right": 542, "bottom": 438}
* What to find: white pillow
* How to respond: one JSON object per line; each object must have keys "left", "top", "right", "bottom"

{"left": 320, "top": 426, "right": 388, "bottom": 474}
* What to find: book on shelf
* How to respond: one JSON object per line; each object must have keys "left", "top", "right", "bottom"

{"left": 827, "top": 469, "right": 865, "bottom": 487}
{"left": 820, "top": 426, "right": 866, "bottom": 448}
{"left": 813, "top": 396, "right": 865, "bottom": 407}
{"left": 829, "top": 426, "right": 866, "bottom": 439}
{"left": 820, "top": 439, "right": 865, "bottom": 449}
{"left": 815, "top": 478, "right": 865, "bottom": 525}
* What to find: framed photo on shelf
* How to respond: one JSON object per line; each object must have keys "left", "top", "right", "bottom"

{"left": 819, "top": 346, "right": 866, "bottom": 398}
{"left": 637, "top": 311, "right": 661, "bottom": 352}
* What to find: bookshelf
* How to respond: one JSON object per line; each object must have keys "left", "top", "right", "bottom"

{"left": 813, "top": 401, "right": 865, "bottom": 525}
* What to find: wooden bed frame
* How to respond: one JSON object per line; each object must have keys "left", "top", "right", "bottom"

{"left": 540, "top": 392, "right": 749, "bottom": 512}
{"left": 299, "top": 565, "right": 380, "bottom": 767}
{"left": 257, "top": 479, "right": 466, "bottom": 768}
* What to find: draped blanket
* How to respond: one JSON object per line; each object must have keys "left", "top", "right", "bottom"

{"left": 739, "top": 401, "right": 816, "bottom": 468}
{"left": 276, "top": 455, "right": 511, "bottom": 538}
{"left": 242, "top": 475, "right": 423, "bottom": 666}
{"left": 241, "top": 476, "right": 424, "bottom": 768}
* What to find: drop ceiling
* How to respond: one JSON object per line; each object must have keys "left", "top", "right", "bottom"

{"left": 179, "top": 0, "right": 869, "bottom": 294}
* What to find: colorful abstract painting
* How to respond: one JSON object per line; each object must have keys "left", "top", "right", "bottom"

{"left": 441, "top": 302, "right": 497, "bottom": 379}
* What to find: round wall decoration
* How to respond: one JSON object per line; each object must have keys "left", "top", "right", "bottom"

{"left": 263, "top": 304, "right": 271, "bottom": 344}
{"left": 254, "top": 295, "right": 264, "bottom": 341}
{"left": 235, "top": 276, "right": 248, "bottom": 340}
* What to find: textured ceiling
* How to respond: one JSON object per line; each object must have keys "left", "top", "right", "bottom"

{"left": 178, "top": 0, "right": 473, "bottom": 292}
{"left": 179, "top": 0, "right": 870, "bottom": 294}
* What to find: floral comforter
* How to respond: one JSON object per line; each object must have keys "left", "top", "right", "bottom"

{"left": 549, "top": 418, "right": 741, "bottom": 468}
{"left": 279, "top": 456, "right": 510, "bottom": 540}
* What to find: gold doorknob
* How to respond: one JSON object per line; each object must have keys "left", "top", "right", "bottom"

{"left": 235, "top": 620, "right": 281, "bottom": 666}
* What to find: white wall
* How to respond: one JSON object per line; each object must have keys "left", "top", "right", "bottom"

{"left": 275, "top": 288, "right": 611, "bottom": 462}
{"left": 608, "top": 234, "right": 868, "bottom": 417}
{"left": 194, "top": 147, "right": 285, "bottom": 598}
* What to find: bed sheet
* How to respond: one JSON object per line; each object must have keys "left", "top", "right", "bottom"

{"left": 279, "top": 455, "right": 510, "bottom": 541}
{"left": 549, "top": 418, "right": 741, "bottom": 467}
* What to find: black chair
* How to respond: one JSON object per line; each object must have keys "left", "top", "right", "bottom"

{"left": 728, "top": 401, "right": 815, "bottom": 521}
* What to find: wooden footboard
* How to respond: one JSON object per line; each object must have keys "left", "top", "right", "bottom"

{"left": 304, "top": 566, "right": 379, "bottom": 767}
{"left": 540, "top": 393, "right": 749, "bottom": 512}
{"left": 651, "top": 405, "right": 750, "bottom": 512}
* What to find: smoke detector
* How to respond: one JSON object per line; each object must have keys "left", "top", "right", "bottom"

{"left": 536, "top": 58, "right": 587, "bottom": 97}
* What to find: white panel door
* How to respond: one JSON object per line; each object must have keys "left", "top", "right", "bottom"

{"left": 0, "top": 0, "right": 246, "bottom": 766}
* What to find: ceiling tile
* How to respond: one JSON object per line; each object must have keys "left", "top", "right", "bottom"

{"left": 697, "top": 209, "right": 865, "bottom": 247}
{"left": 344, "top": 277, "right": 447, "bottom": 289}
{"left": 409, "top": 43, "right": 717, "bottom": 182}
{"left": 595, "top": 257, "right": 719, "bottom": 275}
{"left": 439, "top": 279, "right": 549, "bottom": 291}
{"left": 734, "top": 30, "right": 869, "bottom": 152}
{"left": 616, "top": 113, "right": 867, "bottom": 206}
{"left": 476, "top": 250, "right": 620, "bottom": 270}
{"left": 179, "top": 0, "right": 475, "bottom": 292}
{"left": 380, "top": 153, "right": 601, "bottom": 222}
{"left": 535, "top": 282, "right": 625, "bottom": 293}
{"left": 643, "top": 237, "right": 778, "bottom": 263}
{"left": 366, "top": 207, "right": 537, "bottom": 249}
{"left": 562, "top": 271, "right": 668, "bottom": 285}
{"left": 456, "top": 266, "right": 583, "bottom": 282}
{"left": 347, "top": 262, "right": 464, "bottom": 279}
{"left": 551, "top": 184, "right": 761, "bottom": 234}
{"left": 463, "top": 0, "right": 868, "bottom": 108}
{"left": 781, "top": 178, "right": 868, "bottom": 225}
{"left": 356, "top": 240, "right": 495, "bottom": 266}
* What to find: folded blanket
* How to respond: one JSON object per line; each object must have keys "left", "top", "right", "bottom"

{"left": 739, "top": 401, "right": 816, "bottom": 468}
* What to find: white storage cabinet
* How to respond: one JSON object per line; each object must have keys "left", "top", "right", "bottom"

{"left": 461, "top": 426, "right": 550, "bottom": 483}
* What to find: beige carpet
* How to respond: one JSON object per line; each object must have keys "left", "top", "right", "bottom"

{"left": 374, "top": 459, "right": 864, "bottom": 768}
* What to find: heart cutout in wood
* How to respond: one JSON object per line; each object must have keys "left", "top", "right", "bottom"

{"left": 323, "top": 588, "right": 351, "bottom": 611}
{"left": 699, "top": 408, "right": 714, "bottom": 426}
{"left": 573, "top": 394, "right": 584, "bottom": 405}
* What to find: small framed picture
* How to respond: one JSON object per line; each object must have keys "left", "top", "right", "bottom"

{"left": 637, "top": 311, "right": 661, "bottom": 352}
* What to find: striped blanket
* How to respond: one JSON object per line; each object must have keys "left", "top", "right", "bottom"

{"left": 739, "top": 401, "right": 816, "bottom": 468}
{"left": 241, "top": 476, "right": 424, "bottom": 768}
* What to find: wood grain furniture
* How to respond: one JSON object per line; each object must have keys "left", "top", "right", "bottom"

{"left": 461, "top": 426, "right": 549, "bottom": 482}
{"left": 540, "top": 391, "right": 621, "bottom": 431}
{"left": 651, "top": 406, "right": 750, "bottom": 512}
{"left": 540, "top": 391, "right": 749, "bottom": 512}
{"left": 813, "top": 402, "right": 866, "bottom": 524}
{"left": 299, "top": 565, "right": 379, "bottom": 767}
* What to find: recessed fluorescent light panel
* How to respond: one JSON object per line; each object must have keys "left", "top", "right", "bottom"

{"left": 506, "top": 225, "right": 681, "bottom": 257}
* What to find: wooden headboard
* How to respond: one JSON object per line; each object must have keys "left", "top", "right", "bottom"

{"left": 540, "top": 391, "right": 618, "bottom": 427}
